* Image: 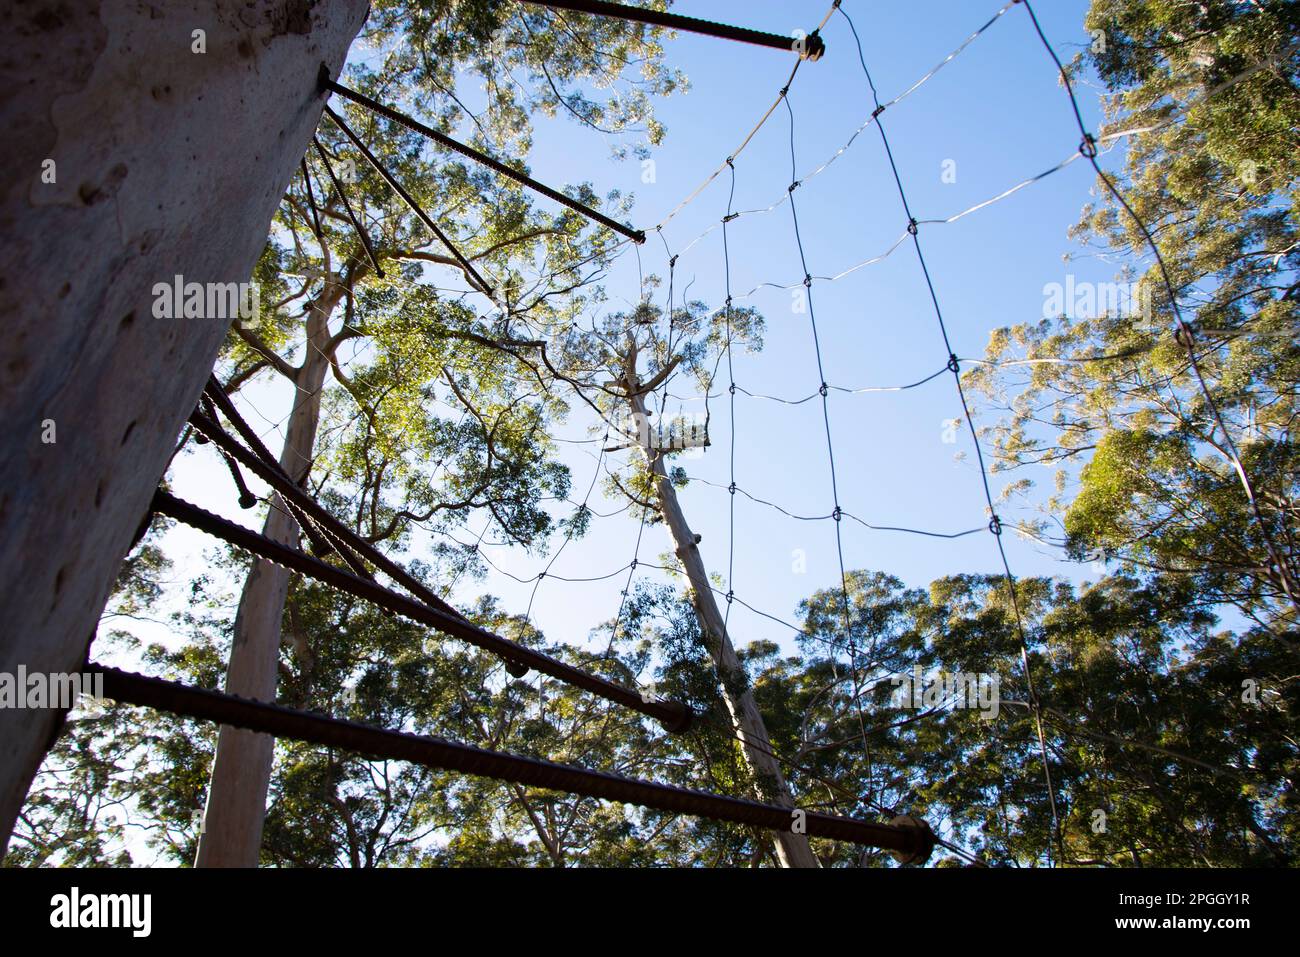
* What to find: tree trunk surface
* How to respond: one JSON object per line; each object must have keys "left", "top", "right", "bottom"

{"left": 195, "top": 293, "right": 338, "bottom": 867}
{"left": 0, "top": 0, "right": 368, "bottom": 853}
{"left": 625, "top": 385, "right": 820, "bottom": 868}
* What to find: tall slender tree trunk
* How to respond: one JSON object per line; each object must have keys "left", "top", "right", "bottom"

{"left": 624, "top": 375, "right": 820, "bottom": 869}
{"left": 196, "top": 290, "right": 340, "bottom": 867}
{"left": 0, "top": 0, "right": 368, "bottom": 853}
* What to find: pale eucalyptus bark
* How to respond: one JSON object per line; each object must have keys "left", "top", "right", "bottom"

{"left": 0, "top": 0, "right": 369, "bottom": 852}
{"left": 621, "top": 360, "right": 820, "bottom": 868}
{"left": 195, "top": 287, "right": 341, "bottom": 867}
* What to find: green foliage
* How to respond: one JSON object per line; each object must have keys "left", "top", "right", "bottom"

{"left": 9, "top": 2, "right": 697, "bottom": 869}
{"left": 16, "top": 0, "right": 1298, "bottom": 872}
{"left": 367, "top": 0, "right": 685, "bottom": 159}
{"left": 954, "top": 3, "right": 1298, "bottom": 864}
{"left": 794, "top": 570, "right": 1294, "bottom": 866}
{"left": 967, "top": 0, "right": 1300, "bottom": 627}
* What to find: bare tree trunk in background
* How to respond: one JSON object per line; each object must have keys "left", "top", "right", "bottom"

{"left": 195, "top": 289, "right": 340, "bottom": 867}
{"left": 623, "top": 370, "right": 820, "bottom": 869}
{"left": 0, "top": 0, "right": 368, "bottom": 854}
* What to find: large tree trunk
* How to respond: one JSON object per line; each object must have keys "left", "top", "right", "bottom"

{"left": 625, "top": 381, "right": 820, "bottom": 868}
{"left": 0, "top": 0, "right": 368, "bottom": 853}
{"left": 195, "top": 290, "right": 340, "bottom": 867}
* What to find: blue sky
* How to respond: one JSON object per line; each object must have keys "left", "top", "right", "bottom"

{"left": 153, "top": 0, "right": 1117, "bottom": 674}
{"left": 447, "top": 0, "right": 1110, "bottom": 657}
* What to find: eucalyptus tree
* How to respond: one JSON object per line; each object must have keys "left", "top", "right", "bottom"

{"left": 196, "top": 5, "right": 687, "bottom": 865}
{"left": 1, "top": 521, "right": 177, "bottom": 868}
{"left": 796, "top": 568, "right": 1294, "bottom": 866}
{"left": 1, "top": 0, "right": 689, "bottom": 854}
{"left": 965, "top": 0, "right": 1300, "bottom": 630}
{"left": 8, "top": 557, "right": 702, "bottom": 866}
{"left": 946, "top": 0, "right": 1300, "bottom": 865}
{"left": 198, "top": 117, "right": 556, "bottom": 866}
{"left": 0, "top": 0, "right": 371, "bottom": 850}
{"left": 609, "top": 581, "right": 833, "bottom": 866}
{"left": 458, "top": 282, "right": 823, "bottom": 866}
{"left": 590, "top": 303, "right": 822, "bottom": 867}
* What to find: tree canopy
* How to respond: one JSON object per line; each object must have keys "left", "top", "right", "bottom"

{"left": 7, "top": 0, "right": 1298, "bottom": 869}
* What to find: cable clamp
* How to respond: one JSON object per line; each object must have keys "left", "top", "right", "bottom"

{"left": 947, "top": 353, "right": 960, "bottom": 373}
{"left": 1080, "top": 133, "right": 1098, "bottom": 159}
{"left": 728, "top": 383, "right": 736, "bottom": 395}
{"left": 799, "top": 28, "right": 826, "bottom": 63}
{"left": 788, "top": 180, "right": 801, "bottom": 194}
{"left": 725, "top": 156, "right": 735, "bottom": 168}
{"left": 630, "top": 558, "right": 638, "bottom": 569}
{"left": 728, "top": 482, "right": 737, "bottom": 495}
{"left": 872, "top": 105, "right": 886, "bottom": 120}
{"left": 988, "top": 515, "right": 1003, "bottom": 537}
{"left": 669, "top": 254, "right": 678, "bottom": 268}
{"left": 725, "top": 591, "right": 734, "bottom": 604}
{"left": 537, "top": 571, "right": 546, "bottom": 579}
{"left": 723, "top": 212, "right": 739, "bottom": 223}
{"left": 779, "top": 86, "right": 790, "bottom": 97}
{"left": 819, "top": 382, "right": 829, "bottom": 397}
{"left": 832, "top": 506, "right": 842, "bottom": 522}
{"left": 907, "top": 218, "right": 919, "bottom": 236}
{"left": 803, "top": 273, "right": 813, "bottom": 287}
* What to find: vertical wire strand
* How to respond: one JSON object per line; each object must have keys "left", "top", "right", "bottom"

{"left": 781, "top": 90, "right": 877, "bottom": 813}
{"left": 1017, "top": 0, "right": 1298, "bottom": 614}
{"left": 839, "top": 2, "right": 1062, "bottom": 865}
{"left": 722, "top": 159, "right": 738, "bottom": 634}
